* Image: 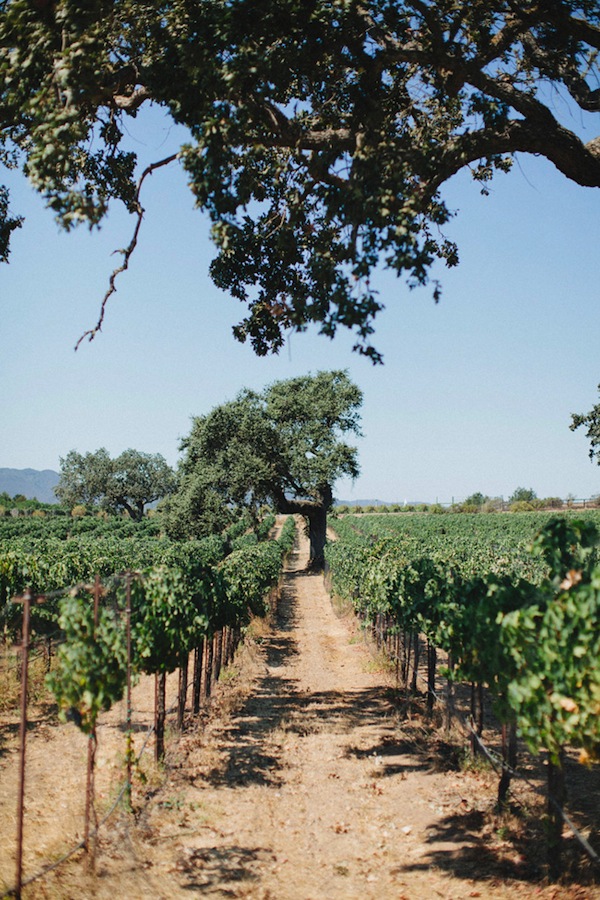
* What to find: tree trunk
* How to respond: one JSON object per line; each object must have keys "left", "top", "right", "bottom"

{"left": 273, "top": 486, "right": 330, "bottom": 571}
{"left": 306, "top": 505, "right": 327, "bottom": 569}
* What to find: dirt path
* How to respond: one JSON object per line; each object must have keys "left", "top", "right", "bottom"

{"left": 2, "top": 527, "right": 598, "bottom": 898}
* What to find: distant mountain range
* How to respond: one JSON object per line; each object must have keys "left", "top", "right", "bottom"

{"left": 0, "top": 468, "right": 60, "bottom": 504}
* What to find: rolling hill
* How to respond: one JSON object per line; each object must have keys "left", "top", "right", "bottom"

{"left": 0, "top": 468, "right": 60, "bottom": 504}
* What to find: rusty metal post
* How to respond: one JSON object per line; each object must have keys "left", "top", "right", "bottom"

{"left": 426, "top": 640, "right": 437, "bottom": 713}
{"left": 445, "top": 653, "right": 455, "bottom": 733}
{"left": 177, "top": 654, "right": 188, "bottom": 731}
{"left": 84, "top": 576, "right": 101, "bottom": 863}
{"left": 192, "top": 640, "right": 204, "bottom": 715}
{"left": 204, "top": 635, "right": 213, "bottom": 701}
{"left": 15, "top": 588, "right": 32, "bottom": 900}
{"left": 125, "top": 573, "right": 133, "bottom": 808}
{"left": 84, "top": 730, "right": 98, "bottom": 869}
{"left": 155, "top": 672, "right": 166, "bottom": 762}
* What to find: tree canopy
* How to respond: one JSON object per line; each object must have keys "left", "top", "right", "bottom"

{"left": 1, "top": 1, "right": 599, "bottom": 359}
{"left": 56, "top": 447, "right": 176, "bottom": 518}
{"left": 463, "top": 491, "right": 490, "bottom": 508}
{"left": 167, "top": 370, "right": 362, "bottom": 566}
{"left": 571, "top": 385, "right": 600, "bottom": 465}
{"left": 509, "top": 486, "right": 537, "bottom": 504}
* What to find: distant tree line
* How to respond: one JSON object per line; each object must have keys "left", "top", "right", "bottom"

{"left": 333, "top": 489, "right": 600, "bottom": 516}
{"left": 0, "top": 492, "right": 61, "bottom": 514}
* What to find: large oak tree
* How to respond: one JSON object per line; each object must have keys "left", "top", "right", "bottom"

{"left": 1, "top": 1, "right": 599, "bottom": 359}
{"left": 168, "top": 370, "right": 362, "bottom": 568}
{"left": 56, "top": 447, "right": 176, "bottom": 518}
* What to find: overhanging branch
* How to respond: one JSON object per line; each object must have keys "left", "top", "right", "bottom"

{"left": 75, "top": 151, "right": 181, "bottom": 350}
{"left": 112, "top": 86, "right": 152, "bottom": 111}
{"left": 426, "top": 119, "right": 600, "bottom": 193}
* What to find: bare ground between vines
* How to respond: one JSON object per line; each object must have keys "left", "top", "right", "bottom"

{"left": 1, "top": 526, "right": 599, "bottom": 899}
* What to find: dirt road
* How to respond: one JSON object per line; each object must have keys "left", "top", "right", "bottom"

{"left": 2, "top": 526, "right": 598, "bottom": 899}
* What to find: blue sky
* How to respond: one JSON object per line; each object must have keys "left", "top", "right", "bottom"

{"left": 1, "top": 107, "right": 599, "bottom": 504}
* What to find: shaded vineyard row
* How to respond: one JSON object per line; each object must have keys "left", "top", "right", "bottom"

{"left": 4, "top": 516, "right": 296, "bottom": 898}
{"left": 325, "top": 512, "right": 600, "bottom": 877}
{"left": 5, "top": 516, "right": 296, "bottom": 730}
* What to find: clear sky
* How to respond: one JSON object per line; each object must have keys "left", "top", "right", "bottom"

{"left": 1, "top": 106, "right": 599, "bottom": 504}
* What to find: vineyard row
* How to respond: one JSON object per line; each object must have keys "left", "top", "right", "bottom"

{"left": 325, "top": 513, "right": 600, "bottom": 877}
{"left": 4, "top": 516, "right": 296, "bottom": 898}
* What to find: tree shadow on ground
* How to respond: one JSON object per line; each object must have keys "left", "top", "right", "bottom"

{"left": 203, "top": 677, "right": 429, "bottom": 787}
{"left": 0, "top": 702, "right": 58, "bottom": 758}
{"left": 391, "top": 806, "right": 545, "bottom": 885}
{"left": 261, "top": 567, "right": 301, "bottom": 667}
{"left": 196, "top": 564, "right": 600, "bottom": 892}
{"left": 203, "top": 568, "right": 428, "bottom": 788}
{"left": 391, "top": 755, "right": 600, "bottom": 888}
{"left": 177, "top": 844, "right": 272, "bottom": 894}
{"left": 344, "top": 735, "right": 431, "bottom": 777}
{"left": 201, "top": 568, "right": 301, "bottom": 788}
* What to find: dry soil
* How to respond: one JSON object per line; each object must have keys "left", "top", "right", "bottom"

{"left": 1, "top": 524, "right": 598, "bottom": 899}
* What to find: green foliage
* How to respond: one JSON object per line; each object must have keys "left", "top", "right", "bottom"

{"left": 218, "top": 518, "right": 296, "bottom": 620}
{"left": 0, "top": 184, "right": 22, "bottom": 262}
{"left": 170, "top": 371, "right": 361, "bottom": 566}
{"left": 163, "top": 475, "right": 235, "bottom": 540}
{"left": 501, "top": 576, "right": 600, "bottom": 763}
{"left": 10, "top": 511, "right": 294, "bottom": 733}
{"left": 47, "top": 589, "right": 127, "bottom": 734}
{"left": 2, "top": 2, "right": 599, "bottom": 358}
{"left": 56, "top": 448, "right": 176, "bottom": 519}
{"left": 132, "top": 567, "right": 209, "bottom": 674}
{"left": 500, "top": 518, "right": 600, "bottom": 762}
{"left": 463, "top": 492, "right": 490, "bottom": 508}
{"left": 55, "top": 448, "right": 113, "bottom": 509}
{"left": 571, "top": 384, "right": 600, "bottom": 465}
{"left": 0, "top": 514, "right": 217, "bottom": 635}
{"left": 219, "top": 545, "right": 277, "bottom": 619}
{"left": 326, "top": 510, "right": 600, "bottom": 762}
{"left": 529, "top": 516, "right": 599, "bottom": 585}
{"left": 277, "top": 515, "right": 297, "bottom": 554}
{"left": 0, "top": 491, "right": 61, "bottom": 513}
{"left": 510, "top": 500, "right": 535, "bottom": 512}
{"left": 509, "top": 487, "right": 538, "bottom": 504}
{"left": 266, "top": 371, "right": 362, "bottom": 488}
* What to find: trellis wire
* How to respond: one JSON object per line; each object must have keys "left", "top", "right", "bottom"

{"left": 408, "top": 641, "right": 600, "bottom": 872}
{"left": 1, "top": 678, "right": 183, "bottom": 899}
{"left": 2, "top": 572, "right": 250, "bottom": 899}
